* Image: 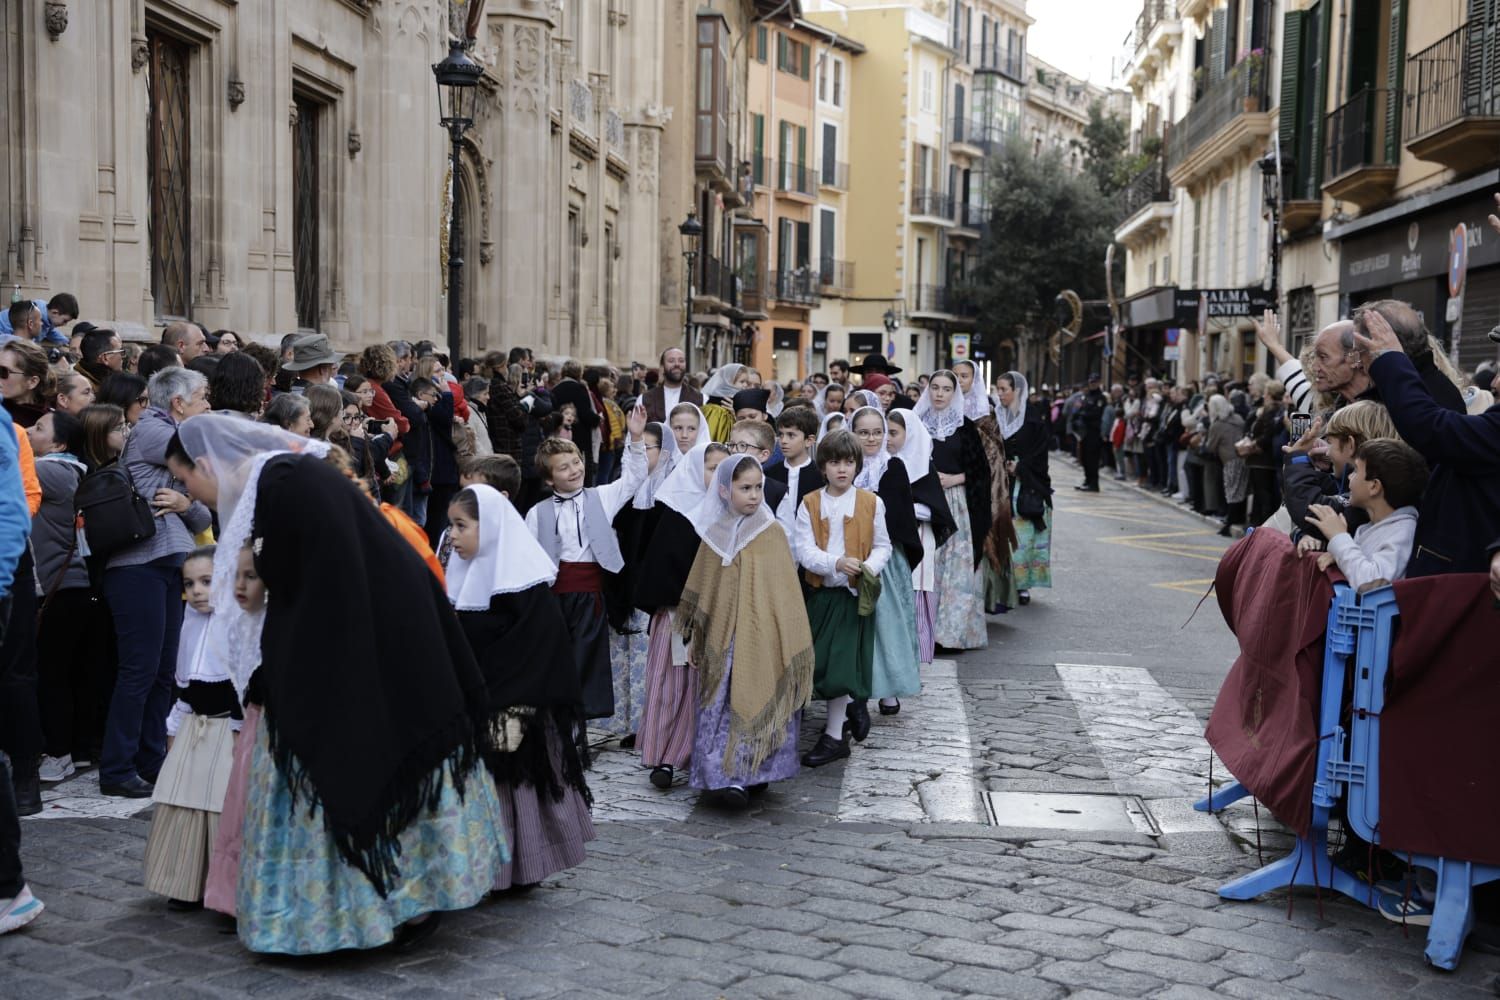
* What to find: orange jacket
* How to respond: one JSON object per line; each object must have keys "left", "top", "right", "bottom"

{"left": 380, "top": 502, "right": 444, "bottom": 585}
{"left": 14, "top": 423, "right": 40, "bottom": 516}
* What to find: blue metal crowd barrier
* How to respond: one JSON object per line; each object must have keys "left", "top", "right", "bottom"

{"left": 1195, "top": 583, "right": 1500, "bottom": 970}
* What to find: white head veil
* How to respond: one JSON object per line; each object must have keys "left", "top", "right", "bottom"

{"left": 700, "top": 363, "right": 745, "bottom": 403}
{"left": 813, "top": 383, "right": 846, "bottom": 418}
{"left": 849, "top": 406, "right": 890, "bottom": 491}
{"left": 997, "top": 370, "right": 1030, "bottom": 440}
{"left": 912, "top": 370, "right": 966, "bottom": 441}
{"left": 446, "top": 485, "right": 556, "bottom": 610}
{"left": 665, "top": 401, "right": 711, "bottom": 454}
{"left": 886, "top": 408, "right": 934, "bottom": 485}
{"left": 654, "top": 441, "right": 714, "bottom": 517}
{"left": 846, "top": 389, "right": 880, "bottom": 413}
{"left": 766, "top": 382, "right": 786, "bottom": 419}
{"left": 687, "top": 453, "right": 779, "bottom": 565}
{"left": 818, "top": 410, "right": 847, "bottom": 440}
{"left": 953, "top": 361, "right": 994, "bottom": 422}
{"left": 176, "top": 413, "right": 332, "bottom": 697}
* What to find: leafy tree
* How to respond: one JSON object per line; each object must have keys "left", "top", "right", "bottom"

{"left": 1074, "top": 100, "right": 1133, "bottom": 197}
{"left": 972, "top": 138, "right": 1117, "bottom": 341}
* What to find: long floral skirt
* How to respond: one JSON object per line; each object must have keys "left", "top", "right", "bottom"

{"left": 235, "top": 723, "right": 508, "bottom": 955}
{"left": 600, "top": 610, "right": 650, "bottom": 737}
{"left": 984, "top": 554, "right": 1020, "bottom": 614}
{"left": 688, "top": 641, "right": 802, "bottom": 792}
{"left": 871, "top": 549, "right": 921, "bottom": 699}
{"left": 493, "top": 719, "right": 595, "bottom": 890}
{"left": 1012, "top": 504, "right": 1053, "bottom": 591}
{"left": 932, "top": 485, "right": 989, "bottom": 650}
{"left": 639, "top": 609, "right": 696, "bottom": 770}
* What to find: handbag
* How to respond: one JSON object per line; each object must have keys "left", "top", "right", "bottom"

{"left": 1015, "top": 481, "right": 1047, "bottom": 520}
{"left": 74, "top": 462, "right": 156, "bottom": 560}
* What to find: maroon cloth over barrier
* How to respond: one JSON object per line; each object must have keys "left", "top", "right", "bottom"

{"left": 1205, "top": 529, "right": 1335, "bottom": 837}
{"left": 1379, "top": 574, "right": 1500, "bottom": 865}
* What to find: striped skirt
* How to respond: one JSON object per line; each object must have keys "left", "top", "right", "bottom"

{"left": 638, "top": 609, "right": 696, "bottom": 770}
{"left": 493, "top": 718, "right": 596, "bottom": 890}
{"left": 143, "top": 805, "right": 220, "bottom": 903}
{"left": 915, "top": 591, "right": 937, "bottom": 665}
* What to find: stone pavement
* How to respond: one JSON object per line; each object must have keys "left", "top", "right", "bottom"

{"left": 7, "top": 478, "right": 1499, "bottom": 998}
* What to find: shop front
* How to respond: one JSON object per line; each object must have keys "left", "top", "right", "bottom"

{"left": 1334, "top": 173, "right": 1500, "bottom": 373}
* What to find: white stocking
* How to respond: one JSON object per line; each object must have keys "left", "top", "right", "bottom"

{"left": 823, "top": 696, "right": 852, "bottom": 739}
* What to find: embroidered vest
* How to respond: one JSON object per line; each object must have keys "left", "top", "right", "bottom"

{"left": 533, "top": 488, "right": 625, "bottom": 573}
{"left": 802, "top": 488, "right": 877, "bottom": 589}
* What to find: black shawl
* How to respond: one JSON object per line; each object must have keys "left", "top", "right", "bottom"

{"left": 456, "top": 584, "right": 591, "bottom": 804}
{"left": 877, "top": 460, "right": 923, "bottom": 569}
{"left": 910, "top": 469, "right": 957, "bottom": 553}
{"left": 1004, "top": 408, "right": 1053, "bottom": 531}
{"left": 253, "top": 455, "right": 488, "bottom": 897}
{"left": 931, "top": 420, "right": 993, "bottom": 568}
{"left": 632, "top": 506, "right": 702, "bottom": 615}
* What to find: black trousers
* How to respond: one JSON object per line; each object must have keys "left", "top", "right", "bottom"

{"left": 1080, "top": 436, "right": 1102, "bottom": 489}
{"left": 1248, "top": 466, "right": 1281, "bottom": 526}
{"left": 0, "top": 549, "right": 42, "bottom": 768}
{"left": 0, "top": 751, "right": 22, "bottom": 897}
{"left": 37, "top": 587, "right": 113, "bottom": 759}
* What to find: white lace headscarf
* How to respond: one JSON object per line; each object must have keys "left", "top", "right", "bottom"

{"left": 913, "top": 370, "right": 965, "bottom": 441}
{"left": 849, "top": 406, "right": 890, "bottom": 490}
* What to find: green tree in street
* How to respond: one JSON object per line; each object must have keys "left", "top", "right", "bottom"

{"left": 1075, "top": 100, "right": 1133, "bottom": 198}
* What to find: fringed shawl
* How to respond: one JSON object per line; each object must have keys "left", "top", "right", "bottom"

{"left": 677, "top": 527, "right": 814, "bottom": 777}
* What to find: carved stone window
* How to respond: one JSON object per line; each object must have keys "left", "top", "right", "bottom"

{"left": 292, "top": 95, "right": 323, "bottom": 330}
{"left": 146, "top": 30, "right": 193, "bottom": 320}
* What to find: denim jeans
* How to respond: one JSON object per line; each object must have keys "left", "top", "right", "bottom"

{"left": 100, "top": 559, "right": 185, "bottom": 785}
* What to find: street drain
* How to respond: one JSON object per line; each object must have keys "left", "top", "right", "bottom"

{"left": 983, "top": 791, "right": 1162, "bottom": 836}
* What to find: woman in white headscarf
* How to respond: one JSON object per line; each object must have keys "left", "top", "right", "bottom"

{"left": 634, "top": 442, "right": 730, "bottom": 788}
{"left": 699, "top": 364, "right": 753, "bottom": 442}
{"left": 676, "top": 454, "right": 813, "bottom": 808}
{"left": 813, "top": 382, "right": 847, "bottom": 420}
{"left": 446, "top": 484, "right": 594, "bottom": 891}
{"left": 997, "top": 371, "right": 1052, "bottom": 604}
{"left": 886, "top": 409, "right": 956, "bottom": 665}
{"left": 849, "top": 406, "right": 921, "bottom": 715}
{"left": 843, "top": 389, "right": 880, "bottom": 415}
{"left": 818, "top": 410, "right": 847, "bottom": 440}
{"left": 912, "top": 371, "right": 992, "bottom": 650}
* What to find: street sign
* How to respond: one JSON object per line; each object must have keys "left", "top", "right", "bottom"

{"left": 1449, "top": 223, "right": 1469, "bottom": 298}
{"left": 951, "top": 333, "right": 971, "bottom": 361}
{"left": 1164, "top": 327, "right": 1181, "bottom": 362}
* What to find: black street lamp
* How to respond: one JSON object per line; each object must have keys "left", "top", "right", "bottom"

{"left": 433, "top": 40, "right": 482, "bottom": 363}
{"left": 1259, "top": 151, "right": 1282, "bottom": 305}
{"left": 678, "top": 211, "right": 703, "bottom": 369}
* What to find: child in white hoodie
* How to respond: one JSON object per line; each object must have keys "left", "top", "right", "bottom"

{"left": 1304, "top": 439, "right": 1429, "bottom": 590}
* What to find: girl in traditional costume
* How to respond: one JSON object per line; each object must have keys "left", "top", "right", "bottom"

{"left": 676, "top": 455, "right": 814, "bottom": 807}
{"left": 997, "top": 372, "right": 1053, "bottom": 603}
{"left": 447, "top": 485, "right": 595, "bottom": 890}
{"left": 885, "top": 411, "right": 956, "bottom": 665}
{"left": 913, "top": 371, "right": 992, "bottom": 650}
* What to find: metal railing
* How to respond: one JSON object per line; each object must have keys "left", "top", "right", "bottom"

{"left": 953, "top": 201, "right": 987, "bottom": 229}
{"left": 749, "top": 155, "right": 773, "bottom": 188}
{"left": 739, "top": 272, "right": 767, "bottom": 314}
{"left": 1404, "top": 20, "right": 1500, "bottom": 142}
{"left": 819, "top": 159, "right": 850, "bottom": 189}
{"left": 771, "top": 269, "right": 821, "bottom": 306}
{"left": 973, "top": 44, "right": 1027, "bottom": 81}
{"left": 911, "top": 188, "right": 953, "bottom": 219}
{"left": 1165, "top": 57, "right": 1269, "bottom": 168}
{"left": 1325, "top": 86, "right": 1400, "bottom": 180}
{"left": 911, "top": 284, "right": 950, "bottom": 314}
{"left": 775, "top": 161, "right": 816, "bottom": 196}
{"left": 946, "top": 283, "right": 979, "bottom": 319}
{"left": 818, "top": 260, "right": 855, "bottom": 293}
{"left": 1132, "top": 0, "right": 1178, "bottom": 54}
{"left": 1118, "top": 154, "right": 1170, "bottom": 223}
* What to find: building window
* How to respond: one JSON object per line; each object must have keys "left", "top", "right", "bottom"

{"left": 777, "top": 35, "right": 811, "bottom": 80}
{"left": 818, "top": 207, "right": 836, "bottom": 276}
{"left": 921, "top": 68, "right": 934, "bottom": 111}
{"left": 605, "top": 222, "right": 616, "bottom": 350}
{"left": 820, "top": 122, "right": 838, "bottom": 186}
{"left": 146, "top": 30, "right": 192, "bottom": 320}
{"left": 292, "top": 96, "right": 322, "bottom": 331}
{"left": 833, "top": 58, "right": 843, "bottom": 106}
{"left": 777, "top": 218, "right": 794, "bottom": 274}
{"left": 695, "top": 15, "right": 728, "bottom": 168}
{"left": 820, "top": 56, "right": 844, "bottom": 107}
{"left": 752, "top": 113, "right": 766, "bottom": 185}
{"left": 818, "top": 54, "right": 828, "bottom": 103}
{"left": 568, "top": 209, "right": 581, "bottom": 345}
{"left": 755, "top": 24, "right": 767, "bottom": 64}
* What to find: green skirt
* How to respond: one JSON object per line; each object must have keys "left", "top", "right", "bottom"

{"left": 806, "top": 586, "right": 874, "bottom": 701}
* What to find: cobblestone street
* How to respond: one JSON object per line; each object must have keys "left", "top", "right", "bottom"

{"left": 7, "top": 472, "right": 1498, "bottom": 999}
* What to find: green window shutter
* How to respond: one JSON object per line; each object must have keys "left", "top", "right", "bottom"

{"left": 1279, "top": 11, "right": 1304, "bottom": 156}
{"left": 777, "top": 33, "right": 787, "bottom": 73}
{"left": 1311, "top": 0, "right": 1333, "bottom": 189}
{"left": 797, "top": 124, "right": 806, "bottom": 170}
{"left": 756, "top": 25, "right": 767, "bottom": 63}
{"left": 753, "top": 114, "right": 765, "bottom": 184}
{"left": 1385, "top": 0, "right": 1406, "bottom": 161}
{"left": 801, "top": 42, "right": 811, "bottom": 80}
{"left": 1209, "top": 8, "right": 1227, "bottom": 85}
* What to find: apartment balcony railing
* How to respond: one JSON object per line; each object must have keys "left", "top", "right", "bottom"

{"left": 911, "top": 283, "right": 950, "bottom": 315}
{"left": 749, "top": 155, "right": 773, "bottom": 188}
{"left": 775, "top": 162, "right": 816, "bottom": 197}
{"left": 818, "top": 260, "right": 855, "bottom": 293}
{"left": 1119, "top": 154, "right": 1170, "bottom": 223}
{"left": 910, "top": 189, "right": 954, "bottom": 220}
{"left": 739, "top": 272, "right": 768, "bottom": 315}
{"left": 1404, "top": 19, "right": 1500, "bottom": 174}
{"left": 946, "top": 283, "right": 980, "bottom": 319}
{"left": 1132, "top": 0, "right": 1178, "bottom": 53}
{"left": 973, "top": 44, "right": 1027, "bottom": 82}
{"left": 771, "top": 269, "right": 821, "bottom": 306}
{"left": 1323, "top": 86, "right": 1401, "bottom": 208}
{"left": 1165, "top": 57, "right": 1269, "bottom": 171}
{"left": 699, "top": 254, "right": 736, "bottom": 307}
{"left": 819, "top": 159, "right": 850, "bottom": 189}
{"left": 952, "top": 201, "right": 987, "bottom": 230}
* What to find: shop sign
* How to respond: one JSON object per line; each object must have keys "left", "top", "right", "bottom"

{"left": 1171, "top": 287, "right": 1276, "bottom": 322}
{"left": 1340, "top": 190, "right": 1499, "bottom": 293}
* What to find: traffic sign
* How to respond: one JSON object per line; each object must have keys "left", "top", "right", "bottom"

{"left": 951, "top": 333, "right": 971, "bottom": 361}
{"left": 1449, "top": 223, "right": 1469, "bottom": 298}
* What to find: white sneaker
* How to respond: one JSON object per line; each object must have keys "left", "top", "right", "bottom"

{"left": 37, "top": 754, "right": 74, "bottom": 783}
{"left": 0, "top": 886, "right": 44, "bottom": 935}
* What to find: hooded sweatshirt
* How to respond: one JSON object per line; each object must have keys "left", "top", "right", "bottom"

{"left": 1326, "top": 506, "right": 1419, "bottom": 591}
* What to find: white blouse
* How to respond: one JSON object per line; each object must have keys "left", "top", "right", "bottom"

{"left": 793, "top": 487, "right": 892, "bottom": 593}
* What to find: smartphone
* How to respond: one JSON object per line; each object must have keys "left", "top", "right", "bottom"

{"left": 1290, "top": 412, "right": 1313, "bottom": 439}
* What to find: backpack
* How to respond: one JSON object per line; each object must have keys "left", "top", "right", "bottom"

{"left": 74, "top": 462, "right": 156, "bottom": 560}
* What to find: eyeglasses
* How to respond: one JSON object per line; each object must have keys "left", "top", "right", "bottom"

{"left": 341, "top": 413, "right": 362, "bottom": 424}
{"left": 0, "top": 366, "right": 13, "bottom": 380}
{"left": 853, "top": 429, "right": 884, "bottom": 439}
{"left": 728, "top": 442, "right": 759, "bottom": 453}
{"left": 100, "top": 348, "right": 125, "bottom": 357}
{"left": 136, "top": 394, "right": 150, "bottom": 405}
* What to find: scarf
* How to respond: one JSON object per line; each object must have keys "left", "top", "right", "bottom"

{"left": 914, "top": 375, "right": 965, "bottom": 440}
{"left": 677, "top": 527, "right": 815, "bottom": 776}
{"left": 850, "top": 406, "right": 889, "bottom": 491}
{"left": 997, "top": 371, "right": 1029, "bottom": 439}
{"left": 253, "top": 455, "right": 488, "bottom": 897}
{"left": 446, "top": 485, "right": 556, "bottom": 610}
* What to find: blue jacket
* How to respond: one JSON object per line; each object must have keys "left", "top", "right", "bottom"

{"left": 107, "top": 407, "right": 212, "bottom": 569}
{"left": 1369, "top": 351, "right": 1500, "bottom": 576}
{"left": 0, "top": 421, "right": 32, "bottom": 595}
{"left": 0, "top": 299, "right": 68, "bottom": 345}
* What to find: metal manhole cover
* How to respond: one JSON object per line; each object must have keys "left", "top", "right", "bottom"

{"left": 984, "top": 791, "right": 1161, "bottom": 836}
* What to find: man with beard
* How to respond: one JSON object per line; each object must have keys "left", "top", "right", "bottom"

{"left": 641, "top": 347, "right": 703, "bottom": 422}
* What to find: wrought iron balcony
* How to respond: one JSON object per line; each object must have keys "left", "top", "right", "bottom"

{"left": 911, "top": 283, "right": 951, "bottom": 315}
{"left": 1119, "top": 154, "right": 1170, "bottom": 223}
{"left": 952, "top": 201, "right": 987, "bottom": 231}
{"left": 1132, "top": 1, "right": 1178, "bottom": 53}
{"left": 819, "top": 159, "right": 850, "bottom": 189}
{"left": 910, "top": 189, "right": 954, "bottom": 221}
{"left": 1165, "top": 57, "right": 1269, "bottom": 173}
{"left": 818, "top": 260, "right": 855, "bottom": 293}
{"left": 1404, "top": 20, "right": 1500, "bottom": 175}
{"left": 771, "top": 269, "right": 821, "bottom": 306}
{"left": 775, "top": 162, "right": 816, "bottom": 197}
{"left": 1323, "top": 86, "right": 1400, "bottom": 209}
{"left": 749, "top": 155, "right": 773, "bottom": 188}
{"left": 699, "top": 253, "right": 738, "bottom": 308}
{"left": 973, "top": 44, "right": 1026, "bottom": 82}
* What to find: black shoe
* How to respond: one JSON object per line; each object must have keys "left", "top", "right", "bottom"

{"left": 166, "top": 898, "right": 203, "bottom": 912}
{"left": 801, "top": 734, "right": 850, "bottom": 768}
{"left": 649, "top": 765, "right": 674, "bottom": 789}
{"left": 391, "top": 911, "right": 443, "bottom": 950}
{"left": 12, "top": 766, "right": 41, "bottom": 816}
{"left": 1217, "top": 523, "right": 1233, "bottom": 537}
{"left": 878, "top": 699, "right": 901, "bottom": 716}
{"left": 712, "top": 785, "right": 750, "bottom": 809}
{"left": 846, "top": 701, "right": 871, "bottom": 743}
{"left": 1074, "top": 484, "right": 1100, "bottom": 492}
{"left": 1018, "top": 590, "right": 1031, "bottom": 606}
{"left": 100, "top": 776, "right": 154, "bottom": 799}
{"left": 618, "top": 733, "right": 637, "bottom": 750}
